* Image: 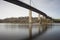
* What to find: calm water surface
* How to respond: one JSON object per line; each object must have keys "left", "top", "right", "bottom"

{"left": 0, "top": 23, "right": 60, "bottom": 40}
{"left": 33, "top": 23, "right": 60, "bottom": 40}
{"left": 0, "top": 23, "right": 42, "bottom": 40}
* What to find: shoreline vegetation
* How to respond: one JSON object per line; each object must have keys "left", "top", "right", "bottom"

{"left": 0, "top": 17, "right": 59, "bottom": 23}
{"left": 0, "top": 17, "right": 47, "bottom": 23}
{"left": 0, "top": 17, "right": 40, "bottom": 23}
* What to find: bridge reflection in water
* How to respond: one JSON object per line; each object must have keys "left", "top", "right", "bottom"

{"left": 23, "top": 23, "right": 52, "bottom": 40}
{"left": 0, "top": 23, "right": 52, "bottom": 40}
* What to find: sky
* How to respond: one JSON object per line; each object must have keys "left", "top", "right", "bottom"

{"left": 0, "top": 0, "right": 60, "bottom": 19}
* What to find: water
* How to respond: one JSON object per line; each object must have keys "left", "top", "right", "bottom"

{"left": 0, "top": 23, "right": 60, "bottom": 40}
{"left": 33, "top": 23, "right": 60, "bottom": 40}
{"left": 0, "top": 23, "right": 42, "bottom": 40}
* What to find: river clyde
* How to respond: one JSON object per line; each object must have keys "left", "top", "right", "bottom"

{"left": 0, "top": 23, "right": 60, "bottom": 40}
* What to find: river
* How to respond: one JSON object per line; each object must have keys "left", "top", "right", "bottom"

{"left": 0, "top": 23, "right": 60, "bottom": 40}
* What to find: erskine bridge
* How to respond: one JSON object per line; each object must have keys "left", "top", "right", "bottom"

{"left": 3, "top": 0, "right": 56, "bottom": 40}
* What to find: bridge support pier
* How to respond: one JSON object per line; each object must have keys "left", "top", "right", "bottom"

{"left": 47, "top": 19, "right": 49, "bottom": 26}
{"left": 38, "top": 14, "right": 41, "bottom": 33}
{"left": 42, "top": 16, "right": 46, "bottom": 31}
{"left": 29, "top": 10, "right": 32, "bottom": 24}
{"left": 43, "top": 16, "right": 48, "bottom": 31}
{"left": 29, "top": 10, "right": 32, "bottom": 39}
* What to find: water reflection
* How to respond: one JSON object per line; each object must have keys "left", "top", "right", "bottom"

{"left": 33, "top": 23, "right": 60, "bottom": 40}
{"left": 0, "top": 23, "right": 51, "bottom": 40}
{"left": 28, "top": 23, "right": 49, "bottom": 40}
{"left": 29, "top": 23, "right": 32, "bottom": 40}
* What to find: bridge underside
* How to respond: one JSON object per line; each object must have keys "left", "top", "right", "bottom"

{"left": 4, "top": 0, "right": 53, "bottom": 23}
{"left": 4, "top": 0, "right": 48, "bottom": 17}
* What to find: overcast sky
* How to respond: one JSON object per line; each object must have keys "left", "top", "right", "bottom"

{"left": 0, "top": 0, "right": 60, "bottom": 19}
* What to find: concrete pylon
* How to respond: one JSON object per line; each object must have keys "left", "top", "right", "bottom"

{"left": 42, "top": 16, "right": 46, "bottom": 31}
{"left": 38, "top": 14, "right": 41, "bottom": 33}
{"left": 29, "top": 10, "right": 32, "bottom": 24}
{"left": 29, "top": 0, "right": 32, "bottom": 24}
{"left": 38, "top": 14, "right": 40, "bottom": 23}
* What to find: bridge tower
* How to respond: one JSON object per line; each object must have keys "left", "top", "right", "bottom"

{"left": 29, "top": 0, "right": 32, "bottom": 39}
{"left": 29, "top": 0, "right": 32, "bottom": 24}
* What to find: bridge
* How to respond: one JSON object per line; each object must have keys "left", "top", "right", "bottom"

{"left": 4, "top": 0, "right": 54, "bottom": 40}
